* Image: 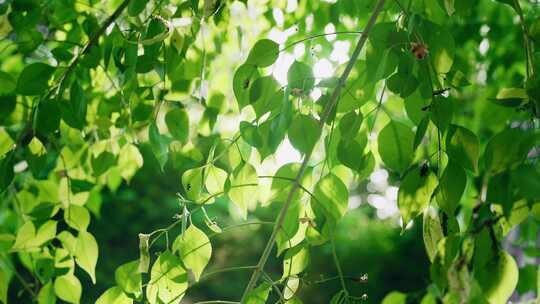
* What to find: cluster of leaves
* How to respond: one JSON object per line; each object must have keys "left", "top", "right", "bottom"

{"left": 0, "top": 0, "right": 539, "bottom": 303}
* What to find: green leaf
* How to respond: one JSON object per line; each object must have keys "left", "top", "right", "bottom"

{"left": 34, "top": 99, "right": 61, "bottom": 135}
{"left": 64, "top": 205, "right": 90, "bottom": 231}
{"left": 446, "top": 125, "right": 479, "bottom": 173}
{"left": 378, "top": 121, "right": 415, "bottom": 173}
{"left": 249, "top": 76, "right": 282, "bottom": 118}
{"left": 165, "top": 108, "right": 189, "bottom": 144}
{"left": 63, "top": 81, "right": 87, "bottom": 130}
{"left": 16, "top": 62, "right": 55, "bottom": 95}
{"left": 149, "top": 123, "right": 171, "bottom": 171}
{"left": 490, "top": 88, "right": 528, "bottom": 107}
{"left": 430, "top": 97, "right": 453, "bottom": 132}
{"left": 282, "top": 245, "right": 310, "bottom": 279}
{"left": 115, "top": 260, "right": 142, "bottom": 298}
{"left": 96, "top": 286, "right": 132, "bottom": 304}
{"left": 233, "top": 64, "right": 260, "bottom": 110}
{"left": 74, "top": 231, "right": 98, "bottom": 284}
{"left": 54, "top": 274, "right": 82, "bottom": 304}
{"left": 436, "top": 160, "right": 466, "bottom": 215}
{"left": 338, "top": 111, "right": 362, "bottom": 140}
{"left": 311, "top": 174, "right": 348, "bottom": 235}
{"left": 484, "top": 128, "right": 536, "bottom": 174}
{"left": 423, "top": 207, "right": 444, "bottom": 262}
{"left": 228, "top": 162, "right": 258, "bottom": 218}
{"left": 240, "top": 121, "right": 264, "bottom": 148}
{"left": 398, "top": 166, "right": 438, "bottom": 226}
{"left": 287, "top": 61, "right": 315, "bottom": 92}
{"left": 245, "top": 282, "right": 271, "bottom": 304}
{"left": 276, "top": 199, "right": 307, "bottom": 255}
{"left": 475, "top": 251, "right": 518, "bottom": 304}
{"left": 0, "top": 71, "right": 16, "bottom": 95}
{"left": 182, "top": 167, "right": 204, "bottom": 201}
{"left": 172, "top": 224, "right": 212, "bottom": 281}
{"left": 0, "top": 264, "right": 10, "bottom": 304}
{"left": 37, "top": 281, "right": 56, "bottom": 304}
{"left": 246, "top": 39, "right": 279, "bottom": 67}
{"left": 288, "top": 114, "right": 320, "bottom": 155}
{"left": 205, "top": 164, "right": 227, "bottom": 195}
{"left": 511, "top": 164, "right": 540, "bottom": 200}
{"left": 0, "top": 152, "right": 15, "bottom": 191}
{"left": 382, "top": 291, "right": 407, "bottom": 304}
{"left": 146, "top": 251, "right": 188, "bottom": 304}
{"left": 128, "top": 0, "right": 147, "bottom": 16}
{"left": 92, "top": 151, "right": 116, "bottom": 177}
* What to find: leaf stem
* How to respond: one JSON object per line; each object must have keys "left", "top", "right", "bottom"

{"left": 239, "top": 0, "right": 387, "bottom": 300}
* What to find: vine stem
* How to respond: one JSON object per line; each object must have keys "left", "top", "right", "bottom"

{"left": 239, "top": 0, "right": 387, "bottom": 300}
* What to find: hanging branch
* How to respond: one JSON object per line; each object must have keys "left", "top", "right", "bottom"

{"left": 239, "top": 0, "right": 388, "bottom": 300}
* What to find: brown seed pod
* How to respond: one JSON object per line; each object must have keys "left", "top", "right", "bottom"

{"left": 411, "top": 42, "right": 428, "bottom": 60}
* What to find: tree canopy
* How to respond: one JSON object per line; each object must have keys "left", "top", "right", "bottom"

{"left": 0, "top": 0, "right": 539, "bottom": 303}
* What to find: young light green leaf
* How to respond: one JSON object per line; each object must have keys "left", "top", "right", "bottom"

{"left": 475, "top": 251, "right": 518, "bottom": 304}
{"left": 283, "top": 276, "right": 300, "bottom": 300}
{"left": 245, "top": 282, "right": 271, "bottom": 304}
{"left": 382, "top": 291, "right": 407, "bottom": 304}
{"left": 398, "top": 167, "right": 438, "bottom": 226}
{"left": 37, "top": 281, "right": 55, "bottom": 304}
{"left": 270, "top": 163, "right": 313, "bottom": 202}
{"left": 288, "top": 114, "right": 321, "bottom": 155}
{"left": 423, "top": 207, "right": 444, "bottom": 263}
{"left": 181, "top": 167, "right": 204, "bottom": 202}
{"left": 11, "top": 220, "right": 57, "bottom": 251}
{"left": 138, "top": 233, "right": 150, "bottom": 273}
{"left": 282, "top": 245, "right": 310, "bottom": 279}
{"left": 228, "top": 162, "right": 258, "bottom": 219}
{"left": 117, "top": 143, "right": 143, "bottom": 182}
{"left": 446, "top": 125, "right": 479, "bottom": 173}
{"left": 16, "top": 62, "right": 55, "bottom": 95}
{"left": 64, "top": 205, "right": 90, "bottom": 231}
{"left": 436, "top": 160, "right": 466, "bottom": 215}
{"left": 165, "top": 108, "right": 189, "bottom": 144}
{"left": 311, "top": 174, "right": 348, "bottom": 234}
{"left": 172, "top": 224, "right": 212, "bottom": 281}
{"left": 54, "top": 274, "right": 82, "bottom": 304}
{"left": 74, "top": 231, "right": 98, "bottom": 284}
{"left": 146, "top": 251, "right": 188, "bottom": 304}
{"left": 148, "top": 123, "right": 171, "bottom": 171}
{"left": 378, "top": 121, "right": 415, "bottom": 173}
{"left": 205, "top": 164, "right": 227, "bottom": 194}
{"left": 246, "top": 39, "right": 279, "bottom": 67}
{"left": 115, "top": 260, "right": 142, "bottom": 298}
{"left": 96, "top": 286, "right": 133, "bottom": 304}
{"left": 490, "top": 88, "right": 528, "bottom": 107}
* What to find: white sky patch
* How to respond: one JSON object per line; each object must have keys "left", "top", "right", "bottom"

{"left": 313, "top": 59, "right": 334, "bottom": 79}
{"left": 275, "top": 137, "right": 302, "bottom": 166}
{"left": 479, "top": 38, "right": 490, "bottom": 56}
{"left": 310, "top": 88, "right": 322, "bottom": 100}
{"left": 330, "top": 40, "right": 351, "bottom": 64}
{"left": 294, "top": 43, "right": 305, "bottom": 59}
{"left": 480, "top": 24, "right": 490, "bottom": 36}
{"left": 272, "top": 8, "right": 284, "bottom": 27}
{"left": 272, "top": 52, "right": 295, "bottom": 86}
{"left": 286, "top": 0, "right": 298, "bottom": 13}
{"left": 268, "top": 28, "right": 289, "bottom": 44}
{"left": 348, "top": 195, "right": 362, "bottom": 209}
{"left": 324, "top": 23, "right": 336, "bottom": 41}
